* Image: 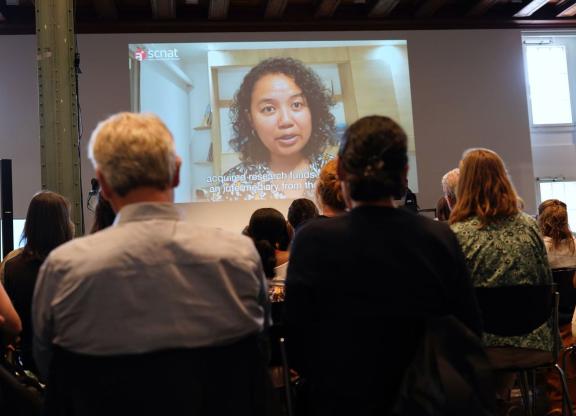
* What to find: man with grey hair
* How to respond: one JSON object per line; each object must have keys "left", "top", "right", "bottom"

{"left": 442, "top": 168, "right": 460, "bottom": 210}
{"left": 32, "top": 113, "right": 270, "bottom": 414}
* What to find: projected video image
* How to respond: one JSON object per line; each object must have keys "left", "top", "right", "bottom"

{"left": 129, "top": 41, "right": 417, "bottom": 203}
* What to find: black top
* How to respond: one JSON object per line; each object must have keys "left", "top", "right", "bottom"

{"left": 4, "top": 251, "right": 42, "bottom": 372}
{"left": 284, "top": 206, "right": 482, "bottom": 414}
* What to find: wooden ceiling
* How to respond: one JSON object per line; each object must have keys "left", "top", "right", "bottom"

{"left": 1, "top": 0, "right": 576, "bottom": 34}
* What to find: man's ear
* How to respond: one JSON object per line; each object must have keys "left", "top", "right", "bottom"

{"left": 171, "top": 157, "right": 181, "bottom": 189}
{"left": 96, "top": 170, "right": 112, "bottom": 201}
{"left": 96, "top": 170, "right": 120, "bottom": 213}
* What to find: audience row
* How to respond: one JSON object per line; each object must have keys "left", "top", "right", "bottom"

{"left": 0, "top": 111, "right": 575, "bottom": 416}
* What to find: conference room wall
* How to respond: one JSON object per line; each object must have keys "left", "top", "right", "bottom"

{"left": 0, "top": 30, "right": 538, "bottom": 232}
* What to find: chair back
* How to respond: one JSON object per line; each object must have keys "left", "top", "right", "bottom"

{"left": 552, "top": 268, "right": 576, "bottom": 325}
{"left": 45, "top": 335, "right": 273, "bottom": 416}
{"left": 474, "top": 284, "right": 554, "bottom": 337}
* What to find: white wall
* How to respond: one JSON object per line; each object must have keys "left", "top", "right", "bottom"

{"left": 140, "top": 60, "right": 192, "bottom": 202}
{"left": 0, "top": 35, "right": 40, "bottom": 219}
{"left": 0, "top": 30, "right": 538, "bottom": 232}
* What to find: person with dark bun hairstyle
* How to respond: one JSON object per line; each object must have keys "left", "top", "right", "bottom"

{"left": 287, "top": 198, "right": 319, "bottom": 230}
{"left": 285, "top": 115, "right": 482, "bottom": 415}
{"left": 216, "top": 57, "right": 337, "bottom": 201}
{"left": 246, "top": 208, "right": 291, "bottom": 301}
{"left": 315, "top": 158, "right": 346, "bottom": 217}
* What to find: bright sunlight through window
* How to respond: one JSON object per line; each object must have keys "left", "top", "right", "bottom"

{"left": 526, "top": 45, "right": 573, "bottom": 125}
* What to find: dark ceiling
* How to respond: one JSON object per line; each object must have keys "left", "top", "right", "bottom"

{"left": 1, "top": 0, "right": 576, "bottom": 34}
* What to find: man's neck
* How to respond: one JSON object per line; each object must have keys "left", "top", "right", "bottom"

{"left": 110, "top": 187, "right": 173, "bottom": 213}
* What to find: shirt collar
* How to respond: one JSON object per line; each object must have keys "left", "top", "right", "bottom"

{"left": 114, "top": 202, "right": 182, "bottom": 226}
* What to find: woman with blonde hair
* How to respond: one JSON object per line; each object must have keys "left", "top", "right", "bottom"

{"left": 538, "top": 199, "right": 576, "bottom": 269}
{"left": 450, "top": 148, "right": 552, "bottom": 410}
{"left": 315, "top": 158, "right": 346, "bottom": 217}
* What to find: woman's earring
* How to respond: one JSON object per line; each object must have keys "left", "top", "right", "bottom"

{"left": 251, "top": 128, "right": 257, "bottom": 138}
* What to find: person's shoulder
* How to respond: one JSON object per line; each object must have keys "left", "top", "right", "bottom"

{"left": 405, "top": 211, "right": 458, "bottom": 240}
{"left": 516, "top": 211, "right": 538, "bottom": 227}
{"left": 177, "top": 224, "right": 260, "bottom": 261}
{"left": 3, "top": 247, "right": 24, "bottom": 266}
{"left": 45, "top": 226, "right": 122, "bottom": 272}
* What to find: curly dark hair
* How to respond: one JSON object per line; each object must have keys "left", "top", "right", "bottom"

{"left": 229, "top": 57, "right": 337, "bottom": 164}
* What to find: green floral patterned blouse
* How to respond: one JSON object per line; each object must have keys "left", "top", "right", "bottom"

{"left": 451, "top": 213, "right": 553, "bottom": 351}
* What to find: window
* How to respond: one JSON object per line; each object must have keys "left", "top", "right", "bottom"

{"left": 525, "top": 45, "right": 573, "bottom": 125}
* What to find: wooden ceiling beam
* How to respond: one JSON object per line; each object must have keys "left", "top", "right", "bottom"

{"left": 315, "top": 0, "right": 341, "bottom": 18}
{"left": 264, "top": 0, "right": 288, "bottom": 18}
{"left": 368, "top": 0, "right": 400, "bottom": 17}
{"left": 93, "top": 0, "right": 118, "bottom": 20}
{"left": 151, "top": 0, "right": 176, "bottom": 19}
{"left": 557, "top": 0, "right": 576, "bottom": 16}
{"left": 467, "top": 0, "right": 501, "bottom": 17}
{"left": 209, "top": 0, "right": 230, "bottom": 20}
{"left": 415, "top": 0, "right": 449, "bottom": 17}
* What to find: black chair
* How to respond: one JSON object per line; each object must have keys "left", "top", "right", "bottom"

{"left": 552, "top": 268, "right": 576, "bottom": 393}
{"left": 552, "top": 268, "right": 576, "bottom": 327}
{"left": 475, "top": 284, "right": 573, "bottom": 416}
{"left": 44, "top": 335, "right": 274, "bottom": 416}
{"left": 269, "top": 301, "right": 295, "bottom": 416}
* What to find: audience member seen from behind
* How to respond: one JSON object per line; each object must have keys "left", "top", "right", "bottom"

{"left": 247, "top": 207, "right": 291, "bottom": 302}
{"left": 32, "top": 113, "right": 270, "bottom": 415}
{"left": 538, "top": 199, "right": 576, "bottom": 269}
{"left": 316, "top": 158, "right": 346, "bottom": 217}
{"left": 287, "top": 198, "right": 319, "bottom": 231}
{"left": 449, "top": 148, "right": 553, "bottom": 404}
{"left": 3, "top": 191, "right": 73, "bottom": 373}
{"left": 436, "top": 196, "right": 451, "bottom": 221}
{"left": 285, "top": 115, "right": 482, "bottom": 415}
{"left": 90, "top": 191, "right": 116, "bottom": 233}
{"left": 442, "top": 168, "right": 460, "bottom": 211}
{"left": 537, "top": 199, "right": 576, "bottom": 416}
{"left": 219, "top": 57, "right": 337, "bottom": 201}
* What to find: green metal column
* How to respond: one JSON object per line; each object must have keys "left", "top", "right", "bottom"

{"left": 36, "top": 0, "right": 84, "bottom": 235}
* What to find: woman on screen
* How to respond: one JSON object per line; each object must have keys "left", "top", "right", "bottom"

{"left": 216, "top": 57, "right": 337, "bottom": 201}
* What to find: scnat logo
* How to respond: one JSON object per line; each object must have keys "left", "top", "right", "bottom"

{"left": 134, "top": 47, "right": 180, "bottom": 61}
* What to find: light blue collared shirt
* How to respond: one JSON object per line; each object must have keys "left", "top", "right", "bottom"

{"left": 33, "top": 202, "right": 266, "bottom": 378}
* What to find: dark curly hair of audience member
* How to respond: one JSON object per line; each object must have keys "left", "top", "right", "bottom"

{"left": 90, "top": 192, "right": 116, "bottom": 234}
{"left": 316, "top": 159, "right": 346, "bottom": 214}
{"left": 288, "top": 198, "right": 319, "bottom": 230}
{"left": 338, "top": 116, "right": 408, "bottom": 201}
{"left": 229, "top": 57, "right": 337, "bottom": 164}
{"left": 22, "top": 191, "right": 74, "bottom": 260}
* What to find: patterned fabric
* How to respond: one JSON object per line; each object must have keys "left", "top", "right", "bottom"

{"left": 210, "top": 153, "right": 333, "bottom": 201}
{"left": 451, "top": 212, "right": 553, "bottom": 351}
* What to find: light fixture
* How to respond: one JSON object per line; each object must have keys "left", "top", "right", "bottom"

{"left": 558, "top": 3, "right": 576, "bottom": 17}
{"left": 514, "top": 0, "right": 550, "bottom": 17}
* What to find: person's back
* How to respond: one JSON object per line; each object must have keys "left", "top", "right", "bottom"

{"left": 4, "top": 190, "right": 73, "bottom": 373}
{"left": 38, "top": 204, "right": 265, "bottom": 355}
{"left": 32, "top": 113, "right": 269, "bottom": 415}
{"left": 285, "top": 116, "right": 481, "bottom": 415}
